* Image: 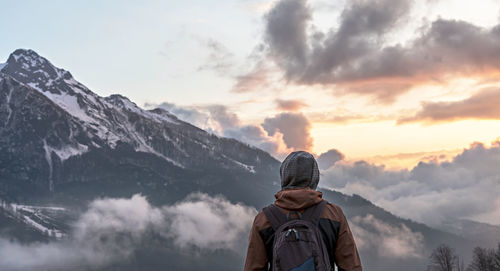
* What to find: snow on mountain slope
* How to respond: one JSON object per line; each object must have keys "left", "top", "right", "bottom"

{"left": 0, "top": 199, "right": 67, "bottom": 238}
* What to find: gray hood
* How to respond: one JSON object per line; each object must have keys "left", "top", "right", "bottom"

{"left": 280, "top": 151, "right": 320, "bottom": 190}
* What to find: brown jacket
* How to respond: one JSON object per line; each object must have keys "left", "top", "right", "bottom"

{"left": 244, "top": 188, "right": 362, "bottom": 271}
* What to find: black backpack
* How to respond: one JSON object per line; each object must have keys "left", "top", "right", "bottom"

{"left": 263, "top": 200, "right": 332, "bottom": 271}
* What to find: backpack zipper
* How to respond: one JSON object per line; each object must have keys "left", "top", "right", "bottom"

{"left": 285, "top": 228, "right": 300, "bottom": 240}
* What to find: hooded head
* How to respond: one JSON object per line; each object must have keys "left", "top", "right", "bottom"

{"left": 280, "top": 151, "right": 320, "bottom": 190}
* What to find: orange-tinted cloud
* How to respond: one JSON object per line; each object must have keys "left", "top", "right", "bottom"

{"left": 262, "top": 112, "right": 313, "bottom": 151}
{"left": 399, "top": 87, "right": 500, "bottom": 124}
{"left": 307, "top": 111, "right": 393, "bottom": 124}
{"left": 275, "top": 98, "right": 308, "bottom": 111}
{"left": 336, "top": 78, "right": 415, "bottom": 104}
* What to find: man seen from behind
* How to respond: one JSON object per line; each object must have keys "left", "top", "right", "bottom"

{"left": 244, "top": 150, "right": 362, "bottom": 271}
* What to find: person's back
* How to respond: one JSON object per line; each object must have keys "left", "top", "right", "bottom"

{"left": 244, "top": 151, "right": 362, "bottom": 271}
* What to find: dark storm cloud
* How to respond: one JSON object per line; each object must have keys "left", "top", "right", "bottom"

{"left": 264, "top": 0, "right": 411, "bottom": 84}
{"left": 399, "top": 87, "right": 500, "bottom": 123}
{"left": 264, "top": 0, "right": 311, "bottom": 79}
{"left": 262, "top": 112, "right": 313, "bottom": 150}
{"left": 338, "top": 19, "right": 500, "bottom": 83}
{"left": 300, "top": 0, "right": 412, "bottom": 84}
{"left": 259, "top": 0, "right": 500, "bottom": 101}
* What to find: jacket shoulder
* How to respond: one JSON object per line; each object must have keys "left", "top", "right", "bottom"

{"left": 253, "top": 209, "right": 272, "bottom": 232}
{"left": 321, "top": 201, "right": 346, "bottom": 222}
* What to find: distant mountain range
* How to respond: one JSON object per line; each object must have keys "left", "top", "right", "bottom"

{"left": 0, "top": 49, "right": 495, "bottom": 271}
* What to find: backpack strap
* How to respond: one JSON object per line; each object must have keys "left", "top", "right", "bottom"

{"left": 302, "top": 200, "right": 327, "bottom": 225}
{"left": 263, "top": 204, "right": 287, "bottom": 231}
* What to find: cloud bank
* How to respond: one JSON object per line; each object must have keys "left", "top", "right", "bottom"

{"left": 350, "top": 214, "right": 424, "bottom": 258}
{"left": 162, "top": 193, "right": 257, "bottom": 250}
{"left": 0, "top": 193, "right": 256, "bottom": 271}
{"left": 320, "top": 141, "right": 500, "bottom": 226}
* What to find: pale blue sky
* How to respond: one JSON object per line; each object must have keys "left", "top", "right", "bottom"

{"left": 0, "top": 0, "right": 262, "bottom": 106}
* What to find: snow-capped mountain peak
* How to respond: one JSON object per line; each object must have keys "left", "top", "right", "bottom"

{"left": 1, "top": 49, "right": 188, "bottom": 169}
{"left": 0, "top": 48, "right": 272, "bottom": 189}
{"left": 4, "top": 49, "right": 74, "bottom": 94}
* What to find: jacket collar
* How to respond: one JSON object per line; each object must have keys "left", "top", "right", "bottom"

{"left": 274, "top": 187, "right": 323, "bottom": 211}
